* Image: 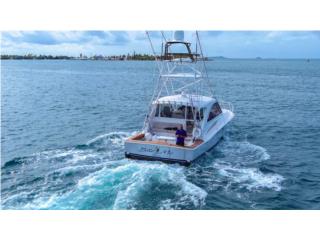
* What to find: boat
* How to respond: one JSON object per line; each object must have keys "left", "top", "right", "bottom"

{"left": 125, "top": 31, "right": 234, "bottom": 166}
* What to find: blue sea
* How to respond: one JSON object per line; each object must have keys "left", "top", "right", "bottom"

{"left": 1, "top": 59, "right": 320, "bottom": 209}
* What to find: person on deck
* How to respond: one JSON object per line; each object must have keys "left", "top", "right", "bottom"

{"left": 175, "top": 125, "right": 187, "bottom": 146}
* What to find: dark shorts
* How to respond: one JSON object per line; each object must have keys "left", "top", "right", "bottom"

{"left": 176, "top": 141, "right": 185, "bottom": 147}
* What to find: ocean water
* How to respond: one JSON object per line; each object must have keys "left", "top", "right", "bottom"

{"left": 1, "top": 59, "right": 320, "bottom": 210}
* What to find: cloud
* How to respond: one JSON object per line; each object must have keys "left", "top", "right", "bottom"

{"left": 3, "top": 31, "right": 59, "bottom": 45}
{"left": 109, "top": 31, "right": 130, "bottom": 44}
{"left": 1, "top": 31, "right": 131, "bottom": 46}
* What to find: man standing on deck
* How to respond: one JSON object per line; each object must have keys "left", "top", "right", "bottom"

{"left": 176, "top": 125, "right": 187, "bottom": 146}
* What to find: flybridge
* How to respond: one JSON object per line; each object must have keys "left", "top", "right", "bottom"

{"left": 145, "top": 30, "right": 214, "bottom": 98}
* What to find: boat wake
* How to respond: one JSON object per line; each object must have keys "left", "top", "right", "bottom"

{"left": 45, "top": 163, "right": 207, "bottom": 210}
{"left": 1, "top": 131, "right": 207, "bottom": 210}
{"left": 1, "top": 132, "right": 130, "bottom": 209}
{"left": 1, "top": 131, "right": 284, "bottom": 210}
{"left": 199, "top": 139, "right": 284, "bottom": 192}
{"left": 214, "top": 163, "right": 284, "bottom": 192}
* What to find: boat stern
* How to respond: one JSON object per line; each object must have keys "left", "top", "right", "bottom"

{"left": 124, "top": 133, "right": 201, "bottom": 166}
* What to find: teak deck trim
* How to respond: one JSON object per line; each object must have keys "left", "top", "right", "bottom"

{"left": 127, "top": 133, "right": 203, "bottom": 149}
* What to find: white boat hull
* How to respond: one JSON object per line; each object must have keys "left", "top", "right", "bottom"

{"left": 125, "top": 110, "right": 233, "bottom": 165}
{"left": 125, "top": 127, "right": 224, "bottom": 165}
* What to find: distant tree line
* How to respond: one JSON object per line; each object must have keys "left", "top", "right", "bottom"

{"left": 0, "top": 53, "right": 158, "bottom": 61}
{"left": 127, "top": 53, "right": 156, "bottom": 61}
{"left": 1, "top": 54, "right": 74, "bottom": 60}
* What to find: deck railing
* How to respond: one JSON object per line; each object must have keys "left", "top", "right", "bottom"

{"left": 219, "top": 100, "right": 234, "bottom": 112}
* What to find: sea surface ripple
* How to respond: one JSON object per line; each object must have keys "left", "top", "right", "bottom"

{"left": 1, "top": 59, "right": 320, "bottom": 209}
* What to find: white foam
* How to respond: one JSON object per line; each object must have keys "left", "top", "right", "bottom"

{"left": 23, "top": 194, "right": 60, "bottom": 210}
{"left": 48, "top": 163, "right": 105, "bottom": 177}
{"left": 77, "top": 167, "right": 107, "bottom": 187}
{"left": 48, "top": 161, "right": 208, "bottom": 210}
{"left": 86, "top": 131, "right": 131, "bottom": 145}
{"left": 159, "top": 199, "right": 174, "bottom": 210}
{"left": 67, "top": 151, "right": 98, "bottom": 164}
{"left": 215, "top": 163, "right": 284, "bottom": 191}
{"left": 34, "top": 149, "right": 74, "bottom": 160}
{"left": 243, "top": 141, "right": 270, "bottom": 161}
{"left": 209, "top": 138, "right": 285, "bottom": 192}
{"left": 4, "top": 158, "right": 208, "bottom": 209}
{"left": 112, "top": 163, "right": 207, "bottom": 209}
{"left": 1, "top": 187, "right": 61, "bottom": 210}
{"left": 5, "top": 130, "right": 214, "bottom": 210}
{"left": 219, "top": 140, "right": 271, "bottom": 162}
{"left": 2, "top": 131, "right": 140, "bottom": 210}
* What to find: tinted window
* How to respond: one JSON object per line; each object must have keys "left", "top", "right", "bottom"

{"left": 196, "top": 108, "right": 204, "bottom": 120}
{"left": 160, "top": 104, "right": 173, "bottom": 118}
{"left": 207, "top": 103, "right": 222, "bottom": 122}
{"left": 158, "top": 104, "right": 186, "bottom": 119}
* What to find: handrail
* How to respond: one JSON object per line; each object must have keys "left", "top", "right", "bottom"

{"left": 219, "top": 100, "right": 234, "bottom": 112}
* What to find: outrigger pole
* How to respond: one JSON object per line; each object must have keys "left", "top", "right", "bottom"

{"left": 196, "top": 31, "right": 214, "bottom": 96}
{"left": 146, "top": 31, "right": 162, "bottom": 74}
{"left": 144, "top": 31, "right": 163, "bottom": 131}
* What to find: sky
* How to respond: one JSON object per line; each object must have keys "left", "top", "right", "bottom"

{"left": 1, "top": 31, "right": 320, "bottom": 58}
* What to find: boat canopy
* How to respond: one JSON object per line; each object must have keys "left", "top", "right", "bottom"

{"left": 154, "top": 94, "right": 215, "bottom": 108}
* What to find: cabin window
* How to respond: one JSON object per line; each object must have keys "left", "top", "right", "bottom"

{"left": 207, "top": 103, "right": 222, "bottom": 122}
{"left": 172, "top": 105, "right": 186, "bottom": 119}
{"left": 158, "top": 104, "right": 186, "bottom": 119}
{"left": 186, "top": 106, "right": 195, "bottom": 120}
{"left": 156, "top": 104, "right": 205, "bottom": 120}
{"left": 196, "top": 108, "right": 204, "bottom": 121}
{"left": 186, "top": 107, "right": 204, "bottom": 121}
{"left": 155, "top": 104, "right": 161, "bottom": 117}
{"left": 159, "top": 104, "right": 172, "bottom": 117}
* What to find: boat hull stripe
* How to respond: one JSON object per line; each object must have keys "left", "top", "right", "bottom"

{"left": 125, "top": 153, "right": 191, "bottom": 166}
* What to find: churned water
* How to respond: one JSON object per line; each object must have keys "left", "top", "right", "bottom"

{"left": 1, "top": 59, "right": 320, "bottom": 209}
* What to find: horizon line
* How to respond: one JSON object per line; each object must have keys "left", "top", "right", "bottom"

{"left": 1, "top": 54, "right": 319, "bottom": 60}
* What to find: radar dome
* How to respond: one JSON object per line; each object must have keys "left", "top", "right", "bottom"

{"left": 173, "top": 31, "right": 184, "bottom": 41}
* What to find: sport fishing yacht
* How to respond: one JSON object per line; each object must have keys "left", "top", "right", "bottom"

{"left": 125, "top": 31, "right": 234, "bottom": 165}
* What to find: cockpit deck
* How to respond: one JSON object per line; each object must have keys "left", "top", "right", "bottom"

{"left": 127, "top": 133, "right": 203, "bottom": 149}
